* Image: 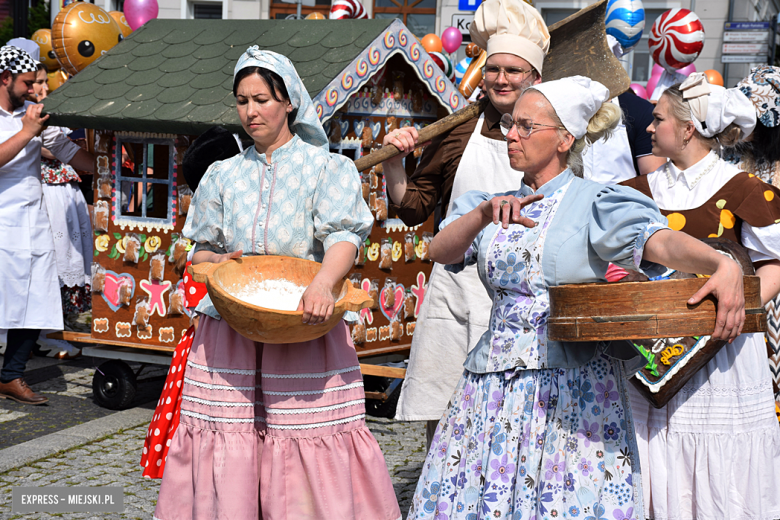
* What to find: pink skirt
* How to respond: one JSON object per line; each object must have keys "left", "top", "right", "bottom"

{"left": 154, "top": 316, "right": 400, "bottom": 520}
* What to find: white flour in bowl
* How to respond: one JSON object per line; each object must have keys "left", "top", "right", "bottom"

{"left": 230, "top": 279, "right": 307, "bottom": 311}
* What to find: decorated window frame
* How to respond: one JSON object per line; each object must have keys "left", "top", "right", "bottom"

{"left": 113, "top": 137, "right": 176, "bottom": 229}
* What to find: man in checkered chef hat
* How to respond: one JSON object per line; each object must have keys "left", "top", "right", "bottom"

{"left": 0, "top": 45, "right": 96, "bottom": 405}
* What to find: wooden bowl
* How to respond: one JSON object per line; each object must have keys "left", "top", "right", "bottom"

{"left": 189, "top": 256, "right": 372, "bottom": 344}
{"left": 548, "top": 275, "right": 766, "bottom": 342}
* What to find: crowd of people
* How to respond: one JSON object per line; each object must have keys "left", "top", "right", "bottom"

{"left": 1, "top": 0, "right": 780, "bottom": 517}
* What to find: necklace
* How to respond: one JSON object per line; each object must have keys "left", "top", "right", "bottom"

{"left": 665, "top": 153, "right": 719, "bottom": 189}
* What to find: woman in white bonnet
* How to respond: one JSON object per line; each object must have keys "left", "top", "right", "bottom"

{"left": 407, "top": 76, "right": 745, "bottom": 519}
{"left": 622, "top": 73, "right": 780, "bottom": 520}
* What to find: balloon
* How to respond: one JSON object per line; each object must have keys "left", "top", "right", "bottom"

{"left": 421, "top": 34, "right": 442, "bottom": 54}
{"left": 465, "top": 43, "right": 481, "bottom": 58}
{"left": 606, "top": 0, "right": 645, "bottom": 50}
{"left": 329, "top": 0, "right": 367, "bottom": 19}
{"left": 630, "top": 83, "right": 648, "bottom": 99}
{"left": 646, "top": 74, "right": 660, "bottom": 98}
{"left": 52, "top": 3, "right": 123, "bottom": 76}
{"left": 441, "top": 27, "right": 463, "bottom": 54}
{"left": 109, "top": 11, "right": 133, "bottom": 37}
{"left": 454, "top": 57, "right": 472, "bottom": 84}
{"left": 459, "top": 49, "right": 486, "bottom": 98}
{"left": 32, "top": 28, "right": 60, "bottom": 71}
{"left": 47, "top": 69, "right": 68, "bottom": 92}
{"left": 704, "top": 69, "right": 724, "bottom": 86}
{"left": 429, "top": 51, "right": 453, "bottom": 77}
{"left": 651, "top": 63, "right": 664, "bottom": 77}
{"left": 649, "top": 8, "right": 704, "bottom": 72}
{"left": 676, "top": 62, "right": 696, "bottom": 77}
{"left": 124, "top": 0, "right": 159, "bottom": 31}
{"left": 305, "top": 12, "right": 326, "bottom": 19}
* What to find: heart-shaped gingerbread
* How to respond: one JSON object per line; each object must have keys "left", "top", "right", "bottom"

{"left": 380, "top": 284, "right": 405, "bottom": 322}
{"left": 102, "top": 271, "right": 136, "bottom": 312}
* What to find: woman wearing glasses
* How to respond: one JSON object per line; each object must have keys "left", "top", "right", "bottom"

{"left": 383, "top": 0, "right": 551, "bottom": 447}
{"left": 406, "top": 76, "right": 745, "bottom": 520}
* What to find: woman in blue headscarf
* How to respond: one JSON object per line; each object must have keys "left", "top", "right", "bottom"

{"left": 154, "top": 48, "right": 400, "bottom": 520}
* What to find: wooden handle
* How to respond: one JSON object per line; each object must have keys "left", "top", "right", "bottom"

{"left": 353, "top": 97, "right": 489, "bottom": 172}
{"left": 341, "top": 285, "right": 373, "bottom": 312}
{"left": 188, "top": 262, "right": 219, "bottom": 284}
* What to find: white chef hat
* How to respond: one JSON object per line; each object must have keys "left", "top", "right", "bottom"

{"left": 469, "top": 0, "right": 550, "bottom": 75}
{"left": 6, "top": 38, "right": 39, "bottom": 64}
{"left": 679, "top": 72, "right": 756, "bottom": 139}
{"left": 527, "top": 76, "right": 610, "bottom": 139}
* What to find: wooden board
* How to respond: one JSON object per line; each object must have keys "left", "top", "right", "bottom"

{"left": 548, "top": 276, "right": 766, "bottom": 341}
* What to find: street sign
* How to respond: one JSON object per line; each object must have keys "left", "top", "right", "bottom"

{"left": 724, "top": 21, "right": 772, "bottom": 30}
{"left": 458, "top": 0, "right": 482, "bottom": 12}
{"left": 451, "top": 14, "right": 474, "bottom": 35}
{"left": 721, "top": 55, "right": 766, "bottom": 63}
{"left": 723, "top": 43, "right": 769, "bottom": 54}
{"left": 723, "top": 31, "right": 770, "bottom": 43}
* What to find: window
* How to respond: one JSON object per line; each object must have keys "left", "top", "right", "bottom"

{"left": 269, "top": 0, "right": 329, "bottom": 20}
{"left": 115, "top": 138, "right": 175, "bottom": 224}
{"left": 193, "top": 3, "right": 222, "bottom": 18}
{"left": 373, "top": 0, "right": 435, "bottom": 38}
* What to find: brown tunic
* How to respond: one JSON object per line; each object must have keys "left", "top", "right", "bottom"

{"left": 388, "top": 102, "right": 506, "bottom": 226}
{"left": 622, "top": 172, "right": 780, "bottom": 243}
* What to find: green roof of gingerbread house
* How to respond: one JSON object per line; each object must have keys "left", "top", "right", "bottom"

{"left": 42, "top": 18, "right": 399, "bottom": 135}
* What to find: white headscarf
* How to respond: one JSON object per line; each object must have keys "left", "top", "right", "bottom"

{"left": 679, "top": 72, "right": 756, "bottom": 139}
{"left": 528, "top": 76, "right": 610, "bottom": 139}
{"left": 233, "top": 47, "right": 328, "bottom": 150}
{"left": 469, "top": 0, "right": 550, "bottom": 74}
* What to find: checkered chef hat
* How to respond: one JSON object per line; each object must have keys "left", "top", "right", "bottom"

{"left": 0, "top": 46, "right": 38, "bottom": 75}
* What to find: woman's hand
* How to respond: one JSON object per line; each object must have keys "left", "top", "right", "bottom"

{"left": 687, "top": 256, "right": 745, "bottom": 342}
{"left": 480, "top": 194, "right": 544, "bottom": 229}
{"left": 382, "top": 126, "right": 420, "bottom": 165}
{"left": 192, "top": 249, "right": 243, "bottom": 265}
{"left": 297, "top": 279, "right": 335, "bottom": 325}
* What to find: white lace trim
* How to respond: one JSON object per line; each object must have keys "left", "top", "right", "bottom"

{"left": 263, "top": 381, "right": 364, "bottom": 396}
{"left": 678, "top": 379, "right": 773, "bottom": 398}
{"left": 258, "top": 413, "right": 366, "bottom": 430}
{"left": 262, "top": 365, "right": 360, "bottom": 379}
{"left": 265, "top": 399, "right": 365, "bottom": 415}
{"left": 187, "top": 360, "right": 259, "bottom": 375}
{"left": 181, "top": 409, "right": 255, "bottom": 423}
{"left": 183, "top": 377, "right": 258, "bottom": 392}
{"left": 182, "top": 395, "right": 262, "bottom": 408}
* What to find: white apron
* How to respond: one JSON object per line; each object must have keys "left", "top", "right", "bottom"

{"left": 0, "top": 123, "right": 64, "bottom": 330}
{"left": 396, "top": 113, "right": 521, "bottom": 421}
{"left": 582, "top": 97, "right": 636, "bottom": 185}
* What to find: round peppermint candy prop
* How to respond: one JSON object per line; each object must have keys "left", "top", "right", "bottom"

{"left": 649, "top": 8, "right": 704, "bottom": 73}
{"left": 329, "top": 0, "right": 367, "bottom": 19}
{"left": 605, "top": 0, "right": 645, "bottom": 50}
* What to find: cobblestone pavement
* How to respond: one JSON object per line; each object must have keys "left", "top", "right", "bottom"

{"left": 0, "top": 417, "right": 426, "bottom": 519}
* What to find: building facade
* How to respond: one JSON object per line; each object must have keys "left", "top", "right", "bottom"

{"left": 73, "top": 0, "right": 778, "bottom": 87}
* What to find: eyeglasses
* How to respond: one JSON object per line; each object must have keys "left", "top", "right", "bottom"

{"left": 500, "top": 113, "right": 565, "bottom": 138}
{"left": 481, "top": 65, "right": 532, "bottom": 81}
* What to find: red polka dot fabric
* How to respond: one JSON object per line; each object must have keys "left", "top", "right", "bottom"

{"left": 140, "top": 325, "right": 194, "bottom": 479}
{"left": 182, "top": 261, "right": 207, "bottom": 308}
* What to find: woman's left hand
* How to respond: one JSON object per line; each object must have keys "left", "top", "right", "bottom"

{"left": 687, "top": 257, "right": 745, "bottom": 342}
{"left": 297, "top": 279, "right": 335, "bottom": 325}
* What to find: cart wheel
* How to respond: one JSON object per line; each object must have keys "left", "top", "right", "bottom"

{"left": 365, "top": 379, "right": 401, "bottom": 419}
{"left": 92, "top": 360, "right": 137, "bottom": 410}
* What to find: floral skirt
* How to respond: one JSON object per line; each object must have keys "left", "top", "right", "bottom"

{"left": 409, "top": 355, "right": 642, "bottom": 520}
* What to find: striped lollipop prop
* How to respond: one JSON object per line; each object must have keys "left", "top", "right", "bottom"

{"left": 649, "top": 8, "right": 704, "bottom": 73}
{"left": 329, "top": 0, "right": 367, "bottom": 19}
{"left": 605, "top": 0, "right": 645, "bottom": 50}
{"left": 429, "top": 51, "right": 453, "bottom": 78}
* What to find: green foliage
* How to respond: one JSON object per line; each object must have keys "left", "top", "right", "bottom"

{"left": 0, "top": 0, "right": 51, "bottom": 46}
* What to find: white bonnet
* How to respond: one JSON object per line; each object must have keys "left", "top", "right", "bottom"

{"left": 527, "top": 76, "right": 610, "bottom": 139}
{"left": 679, "top": 72, "right": 756, "bottom": 139}
{"left": 469, "top": 0, "right": 550, "bottom": 75}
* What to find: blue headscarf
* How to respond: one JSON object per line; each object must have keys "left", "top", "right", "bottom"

{"left": 234, "top": 47, "right": 329, "bottom": 150}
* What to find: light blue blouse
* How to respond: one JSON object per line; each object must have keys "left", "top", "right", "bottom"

{"left": 183, "top": 135, "right": 374, "bottom": 319}
{"left": 442, "top": 169, "right": 670, "bottom": 373}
